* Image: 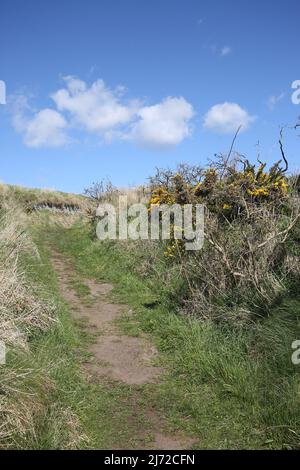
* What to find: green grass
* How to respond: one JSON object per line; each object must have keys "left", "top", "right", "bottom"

{"left": 31, "top": 220, "right": 300, "bottom": 449}
{"left": 0, "top": 182, "right": 91, "bottom": 212}
{"left": 18, "top": 227, "right": 169, "bottom": 449}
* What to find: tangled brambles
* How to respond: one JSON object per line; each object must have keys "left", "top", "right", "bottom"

{"left": 148, "top": 156, "right": 300, "bottom": 323}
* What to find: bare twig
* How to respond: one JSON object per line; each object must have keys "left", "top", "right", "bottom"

{"left": 257, "top": 212, "right": 300, "bottom": 249}
{"left": 279, "top": 127, "right": 289, "bottom": 173}
{"left": 221, "top": 126, "right": 242, "bottom": 177}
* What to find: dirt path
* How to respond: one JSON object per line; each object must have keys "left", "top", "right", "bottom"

{"left": 51, "top": 251, "right": 195, "bottom": 450}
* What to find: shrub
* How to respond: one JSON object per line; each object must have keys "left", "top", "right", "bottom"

{"left": 147, "top": 157, "right": 300, "bottom": 323}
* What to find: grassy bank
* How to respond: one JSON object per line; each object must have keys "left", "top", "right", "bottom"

{"left": 0, "top": 202, "right": 166, "bottom": 449}
{"left": 2, "top": 175, "right": 299, "bottom": 449}
{"left": 37, "top": 220, "right": 300, "bottom": 449}
{"left": 17, "top": 220, "right": 172, "bottom": 449}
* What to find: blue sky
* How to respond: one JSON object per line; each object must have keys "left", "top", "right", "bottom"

{"left": 0, "top": 0, "right": 299, "bottom": 193}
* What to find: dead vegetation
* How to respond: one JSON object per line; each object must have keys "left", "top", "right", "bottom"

{"left": 0, "top": 194, "right": 87, "bottom": 448}
{"left": 0, "top": 183, "right": 93, "bottom": 214}
{"left": 146, "top": 146, "right": 300, "bottom": 324}
{"left": 0, "top": 200, "right": 54, "bottom": 446}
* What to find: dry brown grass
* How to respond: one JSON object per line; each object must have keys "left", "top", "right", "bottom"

{"left": 0, "top": 183, "right": 93, "bottom": 214}
{"left": 0, "top": 200, "right": 58, "bottom": 447}
{"left": 0, "top": 204, "right": 55, "bottom": 345}
{"left": 117, "top": 185, "right": 150, "bottom": 205}
{"left": 0, "top": 195, "right": 89, "bottom": 448}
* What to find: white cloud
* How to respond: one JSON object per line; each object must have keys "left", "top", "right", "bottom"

{"left": 207, "top": 45, "right": 232, "bottom": 56}
{"left": 10, "top": 94, "right": 31, "bottom": 132}
{"left": 204, "top": 102, "right": 256, "bottom": 134}
{"left": 10, "top": 77, "right": 195, "bottom": 149}
{"left": 129, "top": 97, "right": 194, "bottom": 149}
{"left": 221, "top": 46, "right": 232, "bottom": 57}
{"left": 267, "top": 92, "right": 285, "bottom": 110}
{"left": 23, "top": 109, "right": 68, "bottom": 148}
{"left": 11, "top": 95, "right": 68, "bottom": 148}
{"left": 51, "top": 76, "right": 139, "bottom": 139}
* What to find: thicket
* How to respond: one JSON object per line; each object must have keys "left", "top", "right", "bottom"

{"left": 147, "top": 148, "right": 300, "bottom": 324}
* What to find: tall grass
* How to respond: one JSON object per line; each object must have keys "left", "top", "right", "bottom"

{"left": 0, "top": 201, "right": 53, "bottom": 446}
{"left": 0, "top": 197, "right": 89, "bottom": 449}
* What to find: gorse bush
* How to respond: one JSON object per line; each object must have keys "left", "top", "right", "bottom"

{"left": 149, "top": 156, "right": 289, "bottom": 215}
{"left": 148, "top": 156, "right": 300, "bottom": 323}
{"left": 79, "top": 140, "right": 300, "bottom": 447}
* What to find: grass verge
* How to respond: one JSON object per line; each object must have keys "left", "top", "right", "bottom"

{"left": 34, "top": 220, "right": 300, "bottom": 449}
{"left": 19, "top": 225, "right": 161, "bottom": 449}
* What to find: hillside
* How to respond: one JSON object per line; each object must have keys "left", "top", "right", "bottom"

{"left": 1, "top": 173, "right": 300, "bottom": 450}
